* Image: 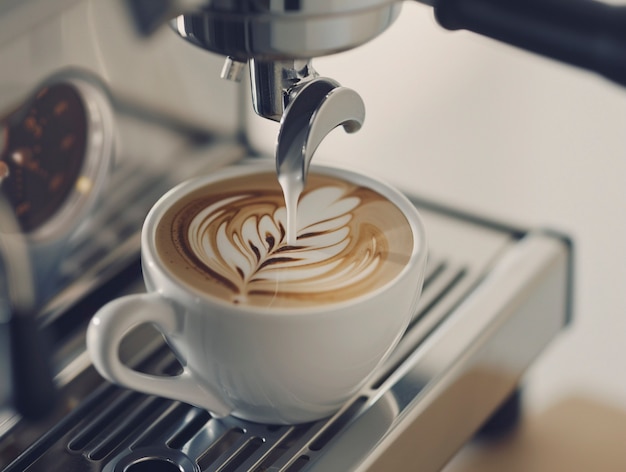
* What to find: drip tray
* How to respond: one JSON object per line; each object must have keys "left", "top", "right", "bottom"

{"left": 0, "top": 200, "right": 572, "bottom": 472}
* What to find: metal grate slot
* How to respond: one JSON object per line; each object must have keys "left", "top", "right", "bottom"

{"left": 308, "top": 397, "right": 368, "bottom": 452}
{"left": 422, "top": 259, "right": 447, "bottom": 289}
{"left": 162, "top": 358, "right": 184, "bottom": 376}
{"left": 67, "top": 391, "right": 144, "bottom": 453}
{"left": 197, "top": 428, "right": 246, "bottom": 470}
{"left": 132, "top": 403, "right": 195, "bottom": 450}
{"left": 167, "top": 408, "right": 212, "bottom": 450}
{"left": 219, "top": 437, "right": 265, "bottom": 472}
{"left": 129, "top": 339, "right": 182, "bottom": 377}
{"left": 407, "top": 267, "right": 467, "bottom": 331}
{"left": 250, "top": 424, "right": 315, "bottom": 471}
{"left": 88, "top": 397, "right": 171, "bottom": 461}
{"left": 285, "top": 456, "right": 310, "bottom": 472}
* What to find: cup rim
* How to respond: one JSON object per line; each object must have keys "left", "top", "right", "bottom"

{"left": 142, "top": 161, "right": 427, "bottom": 315}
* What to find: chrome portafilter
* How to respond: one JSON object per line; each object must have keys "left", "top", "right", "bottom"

{"left": 0, "top": 196, "right": 56, "bottom": 420}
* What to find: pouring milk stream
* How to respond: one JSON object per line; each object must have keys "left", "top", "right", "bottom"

{"left": 275, "top": 81, "right": 366, "bottom": 244}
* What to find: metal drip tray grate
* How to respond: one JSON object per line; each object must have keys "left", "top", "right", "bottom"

{"left": 0, "top": 157, "right": 572, "bottom": 471}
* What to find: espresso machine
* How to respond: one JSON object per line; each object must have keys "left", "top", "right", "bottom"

{"left": 5, "top": 0, "right": 625, "bottom": 470}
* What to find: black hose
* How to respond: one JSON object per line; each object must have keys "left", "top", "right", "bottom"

{"left": 0, "top": 196, "right": 57, "bottom": 421}
{"left": 433, "top": 0, "right": 626, "bottom": 88}
{"left": 10, "top": 313, "right": 57, "bottom": 420}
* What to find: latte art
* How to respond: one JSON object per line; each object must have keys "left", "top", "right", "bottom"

{"left": 155, "top": 171, "right": 413, "bottom": 308}
{"left": 187, "top": 186, "right": 378, "bottom": 303}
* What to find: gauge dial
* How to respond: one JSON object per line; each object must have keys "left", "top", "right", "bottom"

{"left": 0, "top": 83, "right": 89, "bottom": 233}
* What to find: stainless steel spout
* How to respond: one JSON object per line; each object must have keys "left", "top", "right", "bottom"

{"left": 240, "top": 59, "right": 366, "bottom": 193}
{"left": 276, "top": 76, "right": 366, "bottom": 187}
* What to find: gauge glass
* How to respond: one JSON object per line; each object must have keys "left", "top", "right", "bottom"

{"left": 0, "top": 83, "right": 88, "bottom": 233}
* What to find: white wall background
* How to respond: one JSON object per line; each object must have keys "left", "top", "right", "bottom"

{"left": 249, "top": 1, "right": 626, "bottom": 416}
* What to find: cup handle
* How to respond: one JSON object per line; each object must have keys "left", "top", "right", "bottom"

{"left": 86, "top": 293, "right": 232, "bottom": 417}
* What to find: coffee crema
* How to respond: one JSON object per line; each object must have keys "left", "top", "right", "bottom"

{"left": 155, "top": 171, "right": 413, "bottom": 308}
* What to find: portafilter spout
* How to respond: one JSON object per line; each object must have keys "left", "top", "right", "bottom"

{"left": 275, "top": 74, "right": 366, "bottom": 192}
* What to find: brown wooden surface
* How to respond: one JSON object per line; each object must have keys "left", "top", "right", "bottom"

{"left": 443, "top": 396, "right": 626, "bottom": 472}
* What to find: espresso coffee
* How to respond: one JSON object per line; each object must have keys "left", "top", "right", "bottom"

{"left": 154, "top": 170, "right": 413, "bottom": 308}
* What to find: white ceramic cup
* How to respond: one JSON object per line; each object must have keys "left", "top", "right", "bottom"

{"left": 87, "top": 163, "right": 427, "bottom": 424}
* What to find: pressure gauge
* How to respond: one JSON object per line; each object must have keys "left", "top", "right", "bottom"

{"left": 0, "top": 73, "right": 115, "bottom": 296}
{"left": 0, "top": 73, "right": 114, "bottom": 242}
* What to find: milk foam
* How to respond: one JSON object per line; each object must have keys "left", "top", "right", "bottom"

{"left": 155, "top": 171, "right": 413, "bottom": 308}
{"left": 186, "top": 186, "right": 376, "bottom": 303}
